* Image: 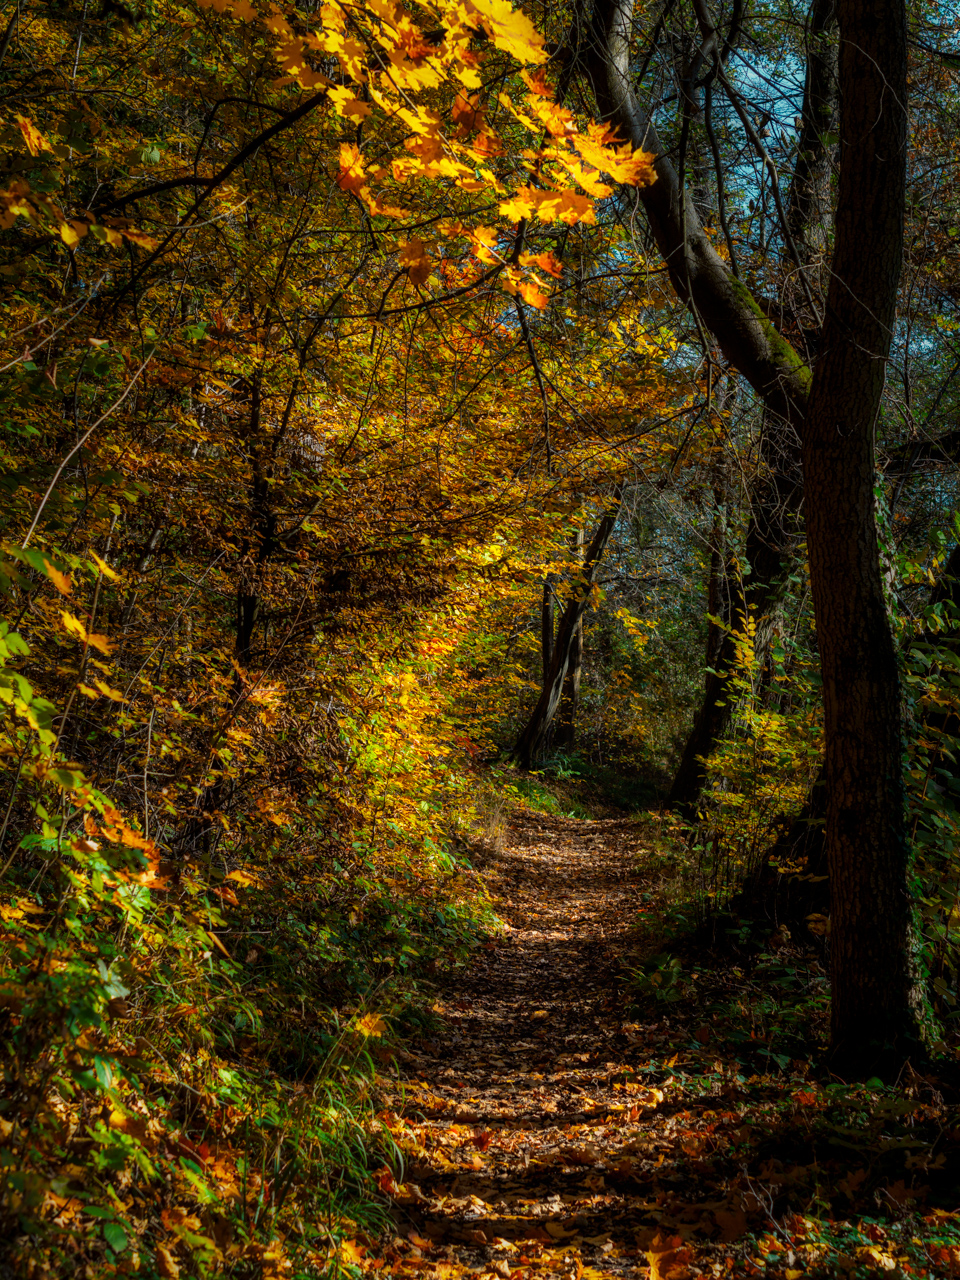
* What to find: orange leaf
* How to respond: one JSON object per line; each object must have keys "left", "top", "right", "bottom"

{"left": 398, "top": 236, "right": 431, "bottom": 286}
{"left": 14, "top": 114, "right": 51, "bottom": 157}
{"left": 521, "top": 250, "right": 563, "bottom": 278}
{"left": 452, "top": 91, "right": 484, "bottom": 134}
{"left": 336, "top": 143, "right": 367, "bottom": 194}
{"left": 155, "top": 1246, "right": 180, "bottom": 1279}
{"left": 518, "top": 278, "right": 549, "bottom": 309}
{"left": 646, "top": 1232, "right": 692, "bottom": 1280}
{"left": 206, "top": 931, "right": 232, "bottom": 959}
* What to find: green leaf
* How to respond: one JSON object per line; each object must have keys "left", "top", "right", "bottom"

{"left": 104, "top": 1221, "right": 128, "bottom": 1253}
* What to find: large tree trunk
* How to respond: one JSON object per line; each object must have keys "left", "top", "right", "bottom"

{"left": 802, "top": 0, "right": 925, "bottom": 1075}
{"left": 512, "top": 505, "right": 620, "bottom": 769}
{"left": 586, "top": 0, "right": 926, "bottom": 1074}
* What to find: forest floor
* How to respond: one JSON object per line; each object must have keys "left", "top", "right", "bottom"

{"left": 362, "top": 807, "right": 960, "bottom": 1280}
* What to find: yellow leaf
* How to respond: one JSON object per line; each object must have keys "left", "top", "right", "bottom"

{"left": 59, "top": 221, "right": 88, "bottom": 248}
{"left": 93, "top": 679, "right": 125, "bottom": 702}
{"left": 536, "top": 189, "right": 596, "bottom": 225}
{"left": 328, "top": 85, "right": 372, "bottom": 122}
{"left": 355, "top": 1012, "right": 387, "bottom": 1037}
{"left": 41, "top": 558, "right": 72, "bottom": 595}
{"left": 60, "top": 611, "right": 112, "bottom": 654}
{"left": 465, "top": 0, "right": 547, "bottom": 63}
{"left": 89, "top": 550, "right": 120, "bottom": 581}
{"left": 339, "top": 1240, "right": 366, "bottom": 1266}
{"left": 227, "top": 868, "right": 263, "bottom": 887}
{"left": 336, "top": 143, "right": 367, "bottom": 194}
{"left": 499, "top": 192, "right": 539, "bottom": 221}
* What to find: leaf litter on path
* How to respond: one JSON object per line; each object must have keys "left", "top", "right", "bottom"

{"left": 362, "top": 810, "right": 960, "bottom": 1279}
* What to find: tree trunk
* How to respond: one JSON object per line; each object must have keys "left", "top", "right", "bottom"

{"left": 802, "top": 0, "right": 925, "bottom": 1076}
{"left": 556, "top": 527, "right": 585, "bottom": 750}
{"left": 665, "top": 0, "right": 834, "bottom": 813}
{"left": 667, "top": 463, "right": 801, "bottom": 814}
{"left": 586, "top": 0, "right": 926, "bottom": 1073}
{"left": 786, "top": 0, "right": 838, "bottom": 271}
{"left": 512, "top": 504, "right": 620, "bottom": 769}
{"left": 667, "top": 503, "right": 747, "bottom": 813}
{"left": 539, "top": 575, "right": 557, "bottom": 755}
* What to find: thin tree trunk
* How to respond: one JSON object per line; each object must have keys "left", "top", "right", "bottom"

{"left": 667, "top": 503, "right": 746, "bottom": 813}
{"left": 540, "top": 575, "right": 556, "bottom": 756}
{"left": 512, "top": 503, "right": 620, "bottom": 769}
{"left": 786, "top": 0, "right": 838, "bottom": 271}
{"left": 803, "top": 0, "right": 925, "bottom": 1075}
{"left": 670, "top": 420, "right": 804, "bottom": 808}
{"left": 556, "top": 527, "right": 585, "bottom": 750}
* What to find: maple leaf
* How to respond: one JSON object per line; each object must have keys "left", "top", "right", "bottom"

{"left": 646, "top": 1232, "right": 692, "bottom": 1280}
{"left": 462, "top": 0, "right": 548, "bottom": 62}
{"left": 328, "top": 85, "right": 373, "bottom": 122}
{"left": 60, "top": 610, "right": 112, "bottom": 654}
{"left": 452, "top": 91, "right": 484, "bottom": 135}
{"left": 536, "top": 189, "right": 596, "bottom": 225}
{"left": 60, "top": 220, "right": 89, "bottom": 248}
{"left": 520, "top": 250, "right": 563, "bottom": 278}
{"left": 518, "top": 277, "right": 549, "bottom": 309}
{"left": 40, "top": 557, "right": 72, "bottom": 595}
{"left": 336, "top": 143, "right": 368, "bottom": 194}
{"left": 499, "top": 190, "right": 539, "bottom": 221}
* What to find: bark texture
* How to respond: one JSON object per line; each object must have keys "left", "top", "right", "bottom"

{"left": 802, "top": 0, "right": 924, "bottom": 1074}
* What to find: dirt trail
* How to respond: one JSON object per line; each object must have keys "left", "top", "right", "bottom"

{"left": 377, "top": 810, "right": 701, "bottom": 1279}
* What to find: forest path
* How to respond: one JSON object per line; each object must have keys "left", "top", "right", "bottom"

{"left": 374, "top": 808, "right": 725, "bottom": 1280}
